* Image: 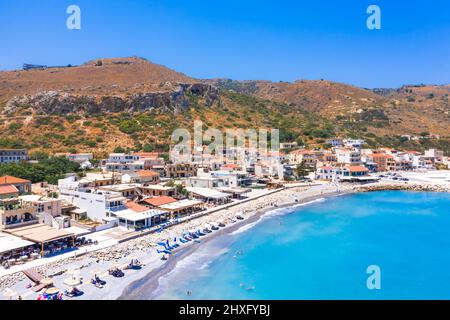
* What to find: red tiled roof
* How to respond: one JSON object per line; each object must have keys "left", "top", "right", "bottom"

{"left": 0, "top": 175, "right": 31, "bottom": 185}
{"left": 144, "top": 196, "right": 177, "bottom": 207}
{"left": 0, "top": 185, "right": 19, "bottom": 195}
{"left": 125, "top": 201, "right": 150, "bottom": 213}
{"left": 137, "top": 170, "right": 160, "bottom": 178}
{"left": 222, "top": 164, "right": 240, "bottom": 169}
{"left": 290, "top": 149, "right": 314, "bottom": 155}
{"left": 370, "top": 153, "right": 388, "bottom": 158}
{"left": 346, "top": 166, "right": 369, "bottom": 172}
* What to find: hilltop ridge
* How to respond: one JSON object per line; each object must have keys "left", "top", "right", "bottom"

{"left": 0, "top": 57, "right": 448, "bottom": 155}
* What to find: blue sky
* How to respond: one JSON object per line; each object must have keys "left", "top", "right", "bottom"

{"left": 0, "top": 0, "right": 449, "bottom": 88}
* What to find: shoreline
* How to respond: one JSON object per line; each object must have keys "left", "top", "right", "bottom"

{"left": 1, "top": 180, "right": 449, "bottom": 300}
{"left": 118, "top": 188, "right": 351, "bottom": 300}
{"left": 118, "top": 182, "right": 450, "bottom": 300}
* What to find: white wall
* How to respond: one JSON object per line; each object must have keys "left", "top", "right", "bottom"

{"left": 59, "top": 189, "right": 108, "bottom": 222}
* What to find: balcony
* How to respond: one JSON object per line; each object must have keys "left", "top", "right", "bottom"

{"left": 0, "top": 200, "right": 37, "bottom": 229}
{"left": 2, "top": 217, "right": 38, "bottom": 229}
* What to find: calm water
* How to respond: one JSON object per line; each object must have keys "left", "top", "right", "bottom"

{"left": 134, "top": 191, "right": 450, "bottom": 300}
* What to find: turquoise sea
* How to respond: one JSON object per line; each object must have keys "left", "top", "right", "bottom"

{"left": 129, "top": 191, "right": 450, "bottom": 300}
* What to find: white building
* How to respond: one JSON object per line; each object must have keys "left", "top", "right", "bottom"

{"left": 58, "top": 176, "right": 127, "bottom": 222}
{"left": 343, "top": 139, "right": 365, "bottom": 149}
{"left": 0, "top": 149, "right": 28, "bottom": 163}
{"left": 336, "top": 148, "right": 361, "bottom": 165}
{"left": 68, "top": 153, "right": 93, "bottom": 163}
{"left": 424, "top": 149, "right": 444, "bottom": 163}
{"left": 187, "top": 169, "right": 239, "bottom": 189}
{"left": 325, "top": 138, "right": 343, "bottom": 147}
{"left": 101, "top": 153, "right": 145, "bottom": 173}
{"left": 315, "top": 166, "right": 335, "bottom": 181}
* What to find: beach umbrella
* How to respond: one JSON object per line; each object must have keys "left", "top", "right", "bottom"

{"left": 64, "top": 277, "right": 81, "bottom": 286}
{"left": 45, "top": 287, "right": 60, "bottom": 295}
{"left": 40, "top": 278, "right": 54, "bottom": 286}
{"left": 3, "top": 289, "right": 17, "bottom": 300}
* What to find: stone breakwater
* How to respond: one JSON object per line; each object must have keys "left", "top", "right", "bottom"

{"left": 356, "top": 183, "right": 450, "bottom": 193}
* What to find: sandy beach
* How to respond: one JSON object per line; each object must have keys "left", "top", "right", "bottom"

{"left": 3, "top": 176, "right": 448, "bottom": 301}
{"left": 0, "top": 182, "right": 353, "bottom": 300}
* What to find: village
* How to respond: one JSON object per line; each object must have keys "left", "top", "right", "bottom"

{"left": 0, "top": 138, "right": 448, "bottom": 299}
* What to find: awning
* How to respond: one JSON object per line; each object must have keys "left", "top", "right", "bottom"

{"left": 159, "top": 199, "right": 204, "bottom": 211}
{"left": 5, "top": 224, "right": 74, "bottom": 244}
{"left": 0, "top": 232, "right": 35, "bottom": 254}
{"left": 63, "top": 226, "right": 91, "bottom": 237}
{"left": 186, "top": 187, "right": 231, "bottom": 199}
{"left": 216, "top": 187, "right": 251, "bottom": 195}
{"left": 115, "top": 209, "right": 168, "bottom": 222}
{"left": 70, "top": 208, "right": 87, "bottom": 215}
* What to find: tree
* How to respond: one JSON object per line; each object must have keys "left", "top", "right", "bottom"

{"left": 166, "top": 180, "right": 188, "bottom": 198}
{"left": 295, "top": 161, "right": 313, "bottom": 180}
{"left": 0, "top": 157, "right": 81, "bottom": 184}
{"left": 143, "top": 144, "right": 154, "bottom": 152}
{"left": 29, "top": 151, "right": 49, "bottom": 161}
{"left": 114, "top": 146, "right": 126, "bottom": 153}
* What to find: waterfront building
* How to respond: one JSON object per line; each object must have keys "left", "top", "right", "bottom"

{"left": 335, "top": 148, "right": 362, "bottom": 165}
{"left": 0, "top": 197, "right": 37, "bottom": 229}
{"left": 315, "top": 166, "right": 335, "bottom": 181}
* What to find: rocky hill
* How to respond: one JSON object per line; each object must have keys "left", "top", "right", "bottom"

{"left": 0, "top": 57, "right": 448, "bottom": 156}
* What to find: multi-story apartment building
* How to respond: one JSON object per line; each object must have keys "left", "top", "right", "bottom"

{"left": 165, "top": 163, "right": 198, "bottom": 178}
{"left": 0, "top": 198, "right": 37, "bottom": 229}
{"left": 335, "top": 148, "right": 362, "bottom": 165}
{"left": 0, "top": 149, "right": 28, "bottom": 163}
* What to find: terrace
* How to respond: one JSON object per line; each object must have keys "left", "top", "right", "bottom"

{"left": 0, "top": 198, "right": 38, "bottom": 229}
